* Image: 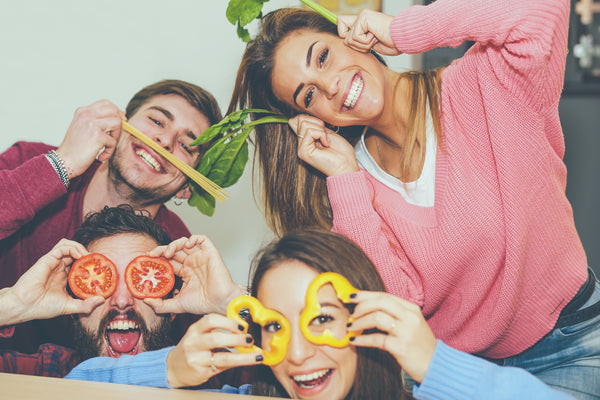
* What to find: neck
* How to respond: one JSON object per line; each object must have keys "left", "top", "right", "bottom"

{"left": 369, "top": 70, "right": 410, "bottom": 146}
{"left": 83, "top": 163, "right": 162, "bottom": 218}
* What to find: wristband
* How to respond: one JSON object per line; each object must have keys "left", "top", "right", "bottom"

{"left": 46, "top": 150, "right": 70, "bottom": 190}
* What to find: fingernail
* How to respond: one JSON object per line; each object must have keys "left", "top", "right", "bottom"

{"left": 349, "top": 336, "right": 355, "bottom": 342}
{"left": 246, "top": 336, "right": 253, "bottom": 343}
{"left": 238, "top": 324, "right": 245, "bottom": 331}
{"left": 256, "top": 355, "right": 264, "bottom": 362}
{"left": 349, "top": 293, "right": 357, "bottom": 299}
{"left": 346, "top": 322, "right": 352, "bottom": 328}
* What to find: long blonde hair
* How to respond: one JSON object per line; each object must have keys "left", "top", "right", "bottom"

{"left": 228, "top": 8, "right": 442, "bottom": 237}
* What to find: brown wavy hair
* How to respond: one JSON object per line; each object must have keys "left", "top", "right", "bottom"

{"left": 229, "top": 8, "right": 441, "bottom": 237}
{"left": 247, "top": 228, "right": 410, "bottom": 399}
{"left": 126, "top": 79, "right": 223, "bottom": 167}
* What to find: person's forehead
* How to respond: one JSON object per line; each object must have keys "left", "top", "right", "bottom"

{"left": 87, "top": 233, "right": 158, "bottom": 272}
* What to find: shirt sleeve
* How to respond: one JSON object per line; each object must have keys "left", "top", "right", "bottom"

{"left": 413, "top": 340, "right": 576, "bottom": 400}
{"left": 65, "top": 346, "right": 173, "bottom": 388}
{"left": 389, "top": 0, "right": 570, "bottom": 111}
{"left": 0, "top": 344, "right": 77, "bottom": 377}
{"left": 0, "top": 142, "right": 66, "bottom": 240}
{"left": 327, "top": 170, "right": 424, "bottom": 304}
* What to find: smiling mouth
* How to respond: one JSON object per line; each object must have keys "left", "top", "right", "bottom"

{"left": 135, "top": 148, "right": 163, "bottom": 172}
{"left": 104, "top": 319, "right": 141, "bottom": 357}
{"left": 343, "top": 75, "right": 363, "bottom": 110}
{"left": 292, "top": 368, "right": 332, "bottom": 389}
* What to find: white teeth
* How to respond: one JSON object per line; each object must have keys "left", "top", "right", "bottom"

{"left": 136, "top": 149, "right": 161, "bottom": 172}
{"left": 107, "top": 320, "right": 139, "bottom": 331}
{"left": 343, "top": 76, "right": 363, "bottom": 109}
{"left": 292, "top": 369, "right": 329, "bottom": 383}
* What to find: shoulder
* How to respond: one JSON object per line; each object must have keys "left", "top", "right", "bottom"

{"left": 3, "top": 141, "right": 56, "bottom": 159}
{"left": 154, "top": 205, "right": 191, "bottom": 239}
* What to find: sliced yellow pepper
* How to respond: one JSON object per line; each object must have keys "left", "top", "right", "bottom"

{"left": 226, "top": 295, "right": 291, "bottom": 366}
{"left": 300, "top": 272, "right": 359, "bottom": 347}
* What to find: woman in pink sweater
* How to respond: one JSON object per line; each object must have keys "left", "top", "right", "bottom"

{"left": 228, "top": 0, "right": 600, "bottom": 397}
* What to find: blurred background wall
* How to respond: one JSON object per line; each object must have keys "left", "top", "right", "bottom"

{"left": 0, "top": 0, "right": 412, "bottom": 286}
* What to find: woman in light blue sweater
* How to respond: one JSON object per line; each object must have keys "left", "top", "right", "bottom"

{"left": 66, "top": 229, "right": 576, "bottom": 400}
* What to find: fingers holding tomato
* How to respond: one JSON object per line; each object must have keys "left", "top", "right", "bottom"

{"left": 125, "top": 255, "right": 176, "bottom": 299}
{"left": 68, "top": 253, "right": 118, "bottom": 299}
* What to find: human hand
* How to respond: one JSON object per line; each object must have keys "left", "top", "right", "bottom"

{"left": 289, "top": 114, "right": 359, "bottom": 177}
{"left": 144, "top": 235, "right": 245, "bottom": 315}
{"left": 1, "top": 239, "right": 105, "bottom": 325}
{"left": 347, "top": 291, "right": 436, "bottom": 383}
{"left": 166, "top": 313, "right": 263, "bottom": 388}
{"left": 337, "top": 10, "right": 401, "bottom": 56}
{"left": 56, "top": 99, "right": 126, "bottom": 178}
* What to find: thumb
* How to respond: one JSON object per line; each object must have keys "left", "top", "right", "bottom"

{"left": 144, "top": 298, "right": 168, "bottom": 314}
{"left": 66, "top": 296, "right": 105, "bottom": 315}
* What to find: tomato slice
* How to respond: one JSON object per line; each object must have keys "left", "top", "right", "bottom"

{"left": 125, "top": 256, "right": 175, "bottom": 299}
{"left": 68, "top": 253, "right": 118, "bottom": 299}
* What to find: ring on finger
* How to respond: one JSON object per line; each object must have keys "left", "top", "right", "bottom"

{"left": 297, "top": 135, "right": 304, "bottom": 139}
{"left": 210, "top": 352, "right": 216, "bottom": 372}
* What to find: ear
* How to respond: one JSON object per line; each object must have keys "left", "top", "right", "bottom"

{"left": 175, "top": 185, "right": 192, "bottom": 200}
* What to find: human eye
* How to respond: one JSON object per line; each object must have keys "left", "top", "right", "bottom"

{"left": 310, "top": 314, "right": 334, "bottom": 326}
{"left": 149, "top": 117, "right": 163, "bottom": 127}
{"left": 179, "top": 141, "right": 193, "bottom": 155}
{"left": 318, "top": 48, "right": 329, "bottom": 67}
{"left": 263, "top": 321, "right": 282, "bottom": 333}
{"left": 304, "top": 87, "right": 315, "bottom": 108}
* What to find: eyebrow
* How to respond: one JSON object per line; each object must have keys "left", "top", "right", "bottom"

{"left": 148, "top": 105, "right": 198, "bottom": 141}
{"left": 292, "top": 41, "right": 318, "bottom": 107}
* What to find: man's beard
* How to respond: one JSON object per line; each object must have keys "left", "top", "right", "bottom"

{"left": 72, "top": 309, "right": 176, "bottom": 362}
{"left": 107, "top": 153, "right": 177, "bottom": 207}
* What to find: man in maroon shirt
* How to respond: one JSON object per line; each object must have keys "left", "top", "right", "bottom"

{"left": 0, "top": 80, "right": 223, "bottom": 352}
{"left": 0, "top": 206, "right": 245, "bottom": 386}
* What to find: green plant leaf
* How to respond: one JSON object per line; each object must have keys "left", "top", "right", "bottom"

{"left": 189, "top": 108, "right": 288, "bottom": 217}
{"left": 226, "top": 0, "right": 337, "bottom": 42}
{"left": 187, "top": 185, "right": 216, "bottom": 216}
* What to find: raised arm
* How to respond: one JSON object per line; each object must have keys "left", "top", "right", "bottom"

{"left": 348, "top": 291, "right": 576, "bottom": 400}
{"left": 0, "top": 239, "right": 104, "bottom": 327}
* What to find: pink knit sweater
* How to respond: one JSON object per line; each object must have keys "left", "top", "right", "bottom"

{"left": 327, "top": 0, "right": 588, "bottom": 358}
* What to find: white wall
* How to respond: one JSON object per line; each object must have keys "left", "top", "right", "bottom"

{"left": 0, "top": 0, "right": 412, "bottom": 286}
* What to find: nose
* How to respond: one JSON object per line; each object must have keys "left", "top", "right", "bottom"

{"left": 108, "top": 276, "right": 135, "bottom": 310}
{"left": 285, "top": 327, "right": 317, "bottom": 366}
{"left": 153, "top": 132, "right": 175, "bottom": 152}
{"left": 318, "top": 73, "right": 341, "bottom": 100}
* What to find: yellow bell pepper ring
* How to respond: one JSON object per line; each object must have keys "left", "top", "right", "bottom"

{"left": 226, "top": 295, "right": 291, "bottom": 366}
{"left": 300, "top": 272, "right": 359, "bottom": 348}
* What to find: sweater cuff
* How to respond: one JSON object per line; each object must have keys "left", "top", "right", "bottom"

{"left": 13, "top": 154, "right": 67, "bottom": 208}
{"left": 414, "top": 340, "right": 481, "bottom": 399}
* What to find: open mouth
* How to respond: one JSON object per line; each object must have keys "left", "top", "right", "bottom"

{"left": 104, "top": 317, "right": 142, "bottom": 357}
{"left": 343, "top": 74, "right": 363, "bottom": 110}
{"left": 291, "top": 368, "right": 332, "bottom": 390}
{"left": 135, "top": 147, "right": 163, "bottom": 173}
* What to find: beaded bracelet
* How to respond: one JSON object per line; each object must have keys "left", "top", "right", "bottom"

{"left": 46, "top": 150, "right": 70, "bottom": 190}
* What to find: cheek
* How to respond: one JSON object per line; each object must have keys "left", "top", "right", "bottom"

{"left": 77, "top": 307, "right": 107, "bottom": 335}
{"left": 329, "top": 346, "right": 358, "bottom": 377}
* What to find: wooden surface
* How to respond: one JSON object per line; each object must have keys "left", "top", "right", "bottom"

{"left": 0, "top": 372, "right": 273, "bottom": 400}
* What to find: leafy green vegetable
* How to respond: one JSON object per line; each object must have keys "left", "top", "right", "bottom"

{"left": 188, "top": 109, "right": 289, "bottom": 216}
{"left": 226, "top": 0, "right": 337, "bottom": 42}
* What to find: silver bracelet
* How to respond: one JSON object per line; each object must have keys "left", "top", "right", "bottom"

{"left": 46, "top": 150, "right": 70, "bottom": 190}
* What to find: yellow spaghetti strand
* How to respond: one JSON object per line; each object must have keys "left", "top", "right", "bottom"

{"left": 121, "top": 120, "right": 228, "bottom": 202}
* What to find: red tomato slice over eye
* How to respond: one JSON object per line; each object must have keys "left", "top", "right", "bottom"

{"left": 68, "top": 253, "right": 118, "bottom": 299}
{"left": 125, "top": 256, "right": 175, "bottom": 299}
